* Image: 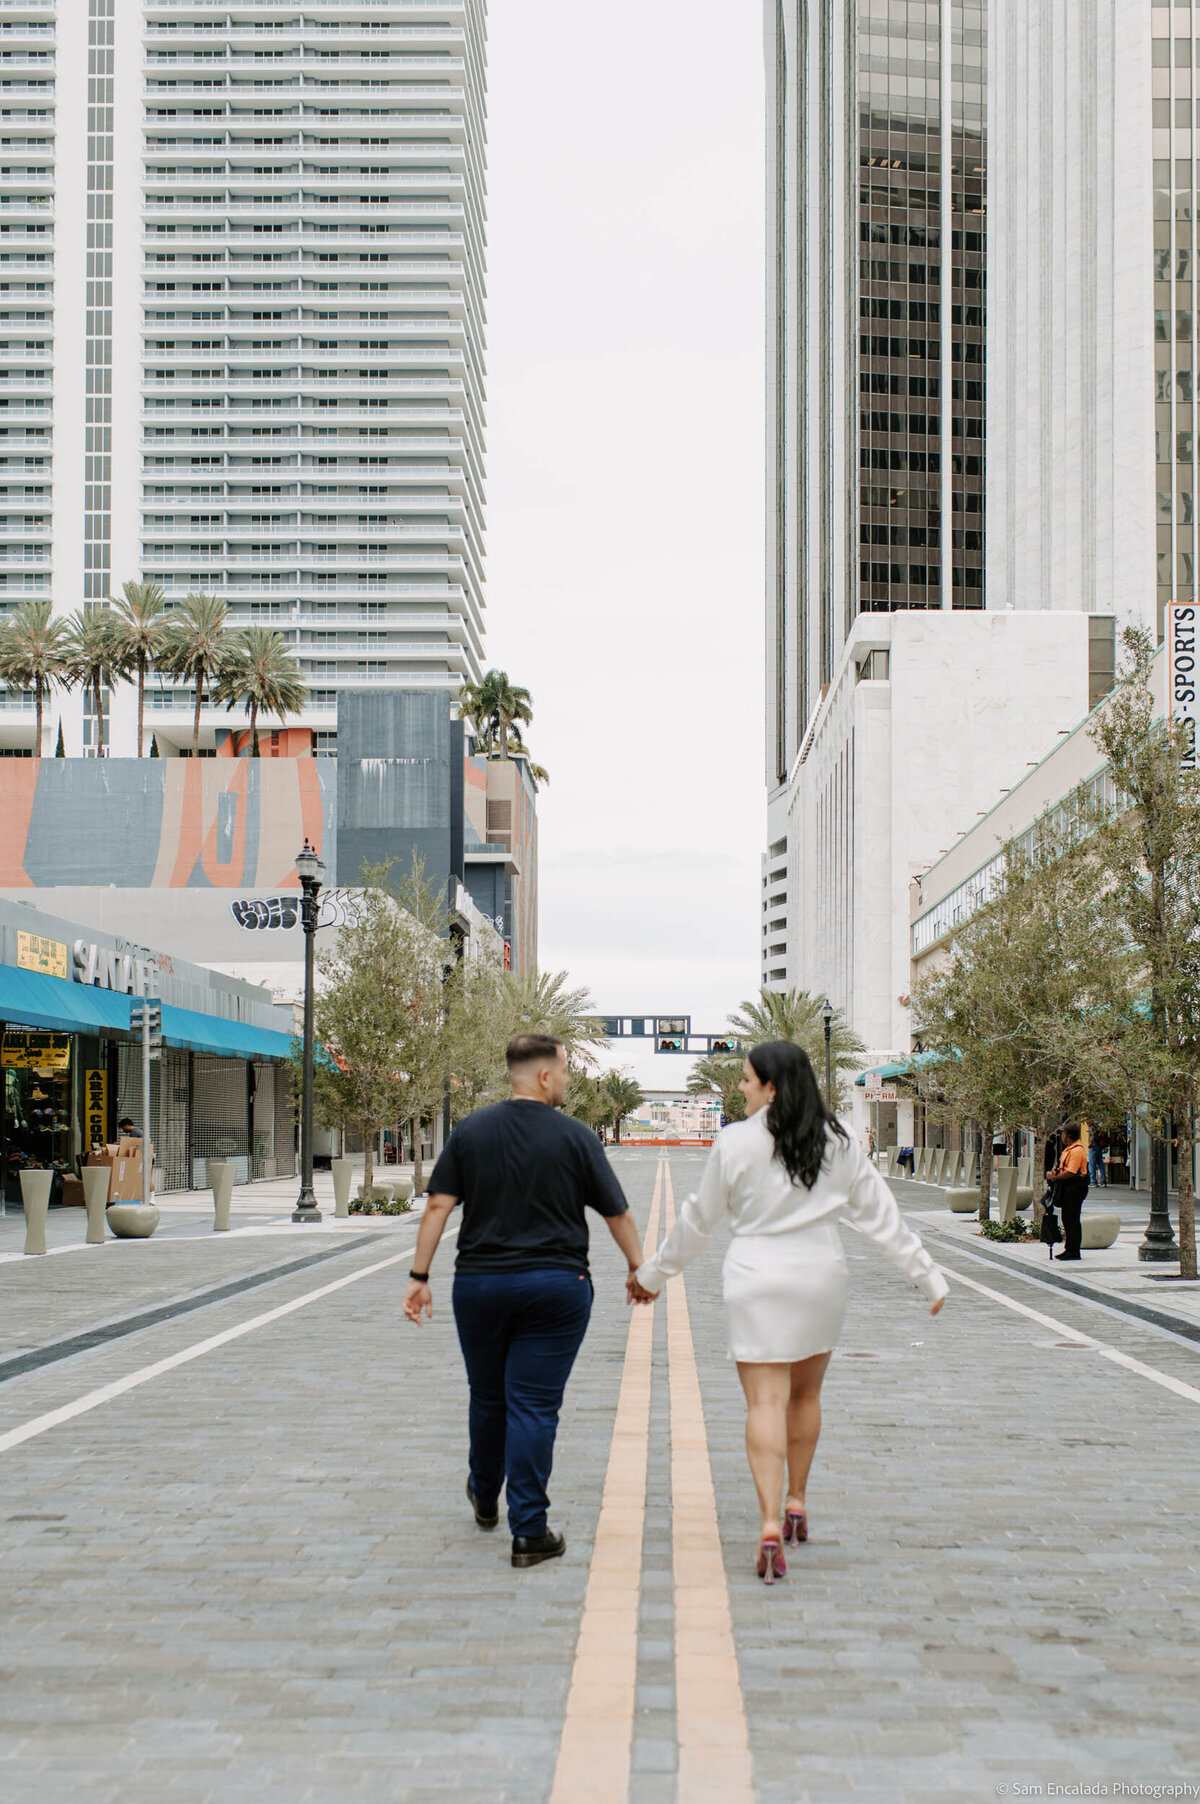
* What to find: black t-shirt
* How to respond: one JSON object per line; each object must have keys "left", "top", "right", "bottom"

{"left": 428, "top": 1099, "right": 628, "bottom": 1275}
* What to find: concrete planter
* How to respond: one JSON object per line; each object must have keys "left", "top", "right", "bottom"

{"left": 106, "top": 1204, "right": 160, "bottom": 1239}
{"left": 1082, "top": 1212, "right": 1121, "bottom": 1250}
{"left": 19, "top": 1169, "right": 52, "bottom": 1256}
{"left": 997, "top": 1167, "right": 1019, "bottom": 1223}
{"left": 391, "top": 1176, "right": 414, "bottom": 1204}
{"left": 81, "top": 1165, "right": 111, "bottom": 1245}
{"left": 207, "top": 1160, "right": 235, "bottom": 1233}
{"left": 331, "top": 1157, "right": 355, "bottom": 1219}
{"left": 946, "top": 1188, "right": 980, "bottom": 1215}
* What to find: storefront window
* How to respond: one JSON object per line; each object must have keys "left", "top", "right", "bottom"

{"left": 1, "top": 1030, "right": 73, "bottom": 1203}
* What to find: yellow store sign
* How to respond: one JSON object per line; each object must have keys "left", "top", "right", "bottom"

{"left": 1, "top": 1030, "right": 71, "bottom": 1072}
{"left": 16, "top": 931, "right": 69, "bottom": 981}
{"left": 84, "top": 1067, "right": 108, "bottom": 1149}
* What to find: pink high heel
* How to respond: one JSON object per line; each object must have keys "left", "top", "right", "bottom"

{"left": 756, "top": 1537, "right": 786, "bottom": 1585}
{"left": 783, "top": 1508, "right": 808, "bottom": 1548}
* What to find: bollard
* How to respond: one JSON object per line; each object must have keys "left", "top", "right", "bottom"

{"left": 19, "top": 1168, "right": 52, "bottom": 1256}
{"left": 81, "top": 1165, "right": 111, "bottom": 1245}
{"left": 207, "top": 1159, "right": 235, "bottom": 1232}
{"left": 997, "top": 1166, "right": 1019, "bottom": 1224}
{"left": 331, "top": 1157, "right": 355, "bottom": 1219}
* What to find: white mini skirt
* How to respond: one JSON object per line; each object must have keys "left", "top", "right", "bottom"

{"left": 721, "top": 1222, "right": 850, "bottom": 1363}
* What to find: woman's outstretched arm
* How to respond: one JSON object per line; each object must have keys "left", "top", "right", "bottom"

{"left": 842, "top": 1144, "right": 949, "bottom": 1308}
{"left": 635, "top": 1143, "right": 729, "bottom": 1294}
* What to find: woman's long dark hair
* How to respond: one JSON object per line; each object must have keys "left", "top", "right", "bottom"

{"left": 748, "top": 1040, "right": 848, "bottom": 1189}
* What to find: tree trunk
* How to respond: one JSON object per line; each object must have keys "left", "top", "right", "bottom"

{"left": 362, "top": 1131, "right": 374, "bottom": 1199}
{"left": 499, "top": 719, "right": 508, "bottom": 759}
{"left": 94, "top": 668, "right": 104, "bottom": 757}
{"left": 412, "top": 1121, "right": 425, "bottom": 1197}
{"left": 1030, "top": 1124, "right": 1045, "bottom": 1231}
{"left": 978, "top": 1125, "right": 994, "bottom": 1222}
{"left": 1177, "top": 1090, "right": 1197, "bottom": 1281}
{"left": 191, "top": 668, "right": 203, "bottom": 756}
{"left": 250, "top": 697, "right": 260, "bottom": 757}
{"left": 137, "top": 653, "right": 146, "bottom": 756}
{"left": 34, "top": 678, "right": 43, "bottom": 757}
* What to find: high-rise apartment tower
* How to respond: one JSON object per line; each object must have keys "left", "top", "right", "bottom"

{"left": 0, "top": 0, "right": 487, "bottom": 757}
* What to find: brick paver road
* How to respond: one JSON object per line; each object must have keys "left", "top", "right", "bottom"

{"left": 1, "top": 1150, "right": 1197, "bottom": 1803}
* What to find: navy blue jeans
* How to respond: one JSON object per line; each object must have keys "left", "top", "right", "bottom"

{"left": 451, "top": 1268, "right": 592, "bottom": 1538}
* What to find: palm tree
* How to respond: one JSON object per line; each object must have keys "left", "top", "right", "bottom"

{"left": 503, "top": 968, "right": 608, "bottom": 1066}
{"left": 109, "top": 580, "right": 167, "bottom": 757}
{"left": 459, "top": 669, "right": 533, "bottom": 759}
{"left": 213, "top": 626, "right": 307, "bottom": 756}
{"left": 65, "top": 603, "right": 129, "bottom": 758}
{"left": 508, "top": 725, "right": 550, "bottom": 788}
{"left": 687, "top": 1050, "right": 747, "bottom": 1123}
{"left": 156, "top": 591, "right": 234, "bottom": 757}
{"left": 0, "top": 598, "right": 72, "bottom": 755}
{"left": 727, "top": 987, "right": 867, "bottom": 1110}
{"left": 599, "top": 1070, "right": 645, "bottom": 1145}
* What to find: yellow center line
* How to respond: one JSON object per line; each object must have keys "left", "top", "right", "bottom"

{"left": 549, "top": 1160, "right": 663, "bottom": 1804}
{"left": 663, "top": 1161, "right": 756, "bottom": 1802}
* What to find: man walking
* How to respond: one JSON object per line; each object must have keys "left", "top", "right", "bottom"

{"left": 402, "top": 1034, "right": 645, "bottom": 1568}
{"left": 1048, "top": 1122, "right": 1089, "bottom": 1262}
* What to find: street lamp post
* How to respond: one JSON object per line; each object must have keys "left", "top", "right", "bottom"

{"left": 293, "top": 838, "right": 325, "bottom": 1224}
{"left": 820, "top": 997, "right": 834, "bottom": 1106}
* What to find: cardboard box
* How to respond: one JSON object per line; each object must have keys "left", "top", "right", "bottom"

{"left": 87, "top": 1138, "right": 154, "bottom": 1204}
{"left": 61, "top": 1175, "right": 86, "bottom": 1210}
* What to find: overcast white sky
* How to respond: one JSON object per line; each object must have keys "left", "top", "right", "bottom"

{"left": 485, "top": 1, "right": 767, "bottom": 1091}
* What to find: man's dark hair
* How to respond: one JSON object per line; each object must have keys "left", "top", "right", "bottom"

{"left": 1063, "top": 1122, "right": 1080, "bottom": 1143}
{"left": 505, "top": 1032, "right": 564, "bottom": 1071}
{"left": 118, "top": 1117, "right": 134, "bottom": 1128}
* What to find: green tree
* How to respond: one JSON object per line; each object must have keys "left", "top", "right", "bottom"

{"left": 306, "top": 858, "right": 450, "bottom": 1198}
{"left": 109, "top": 580, "right": 168, "bottom": 757}
{"left": 1090, "top": 626, "right": 1200, "bottom": 1279}
{"left": 563, "top": 1068, "right": 606, "bottom": 1134}
{"left": 459, "top": 668, "right": 533, "bottom": 759}
{"left": 501, "top": 968, "right": 608, "bottom": 1066}
{"left": 686, "top": 1050, "right": 747, "bottom": 1123}
{"left": 213, "top": 626, "right": 307, "bottom": 756}
{"left": 0, "top": 598, "right": 72, "bottom": 755}
{"left": 598, "top": 1069, "right": 644, "bottom": 1145}
{"left": 912, "top": 830, "right": 1132, "bottom": 1220}
{"left": 728, "top": 988, "right": 866, "bottom": 1111}
{"left": 66, "top": 602, "right": 129, "bottom": 759}
{"left": 157, "top": 591, "right": 234, "bottom": 757}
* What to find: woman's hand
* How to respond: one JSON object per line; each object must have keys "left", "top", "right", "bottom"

{"left": 929, "top": 1296, "right": 946, "bottom": 1316}
{"left": 626, "top": 1272, "right": 660, "bottom": 1306}
{"left": 403, "top": 1279, "right": 432, "bottom": 1324}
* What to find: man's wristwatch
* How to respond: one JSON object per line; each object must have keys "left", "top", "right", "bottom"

{"left": 409, "top": 1269, "right": 430, "bottom": 1283}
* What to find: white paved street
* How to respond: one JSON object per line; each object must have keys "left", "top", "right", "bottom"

{"left": 1, "top": 1153, "right": 1198, "bottom": 1802}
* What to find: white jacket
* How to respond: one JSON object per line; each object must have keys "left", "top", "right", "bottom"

{"left": 637, "top": 1108, "right": 949, "bottom": 1305}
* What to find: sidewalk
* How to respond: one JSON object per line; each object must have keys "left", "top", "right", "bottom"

{"left": 891, "top": 1174, "right": 1200, "bottom": 1333}
{"left": 0, "top": 1164, "right": 421, "bottom": 1260}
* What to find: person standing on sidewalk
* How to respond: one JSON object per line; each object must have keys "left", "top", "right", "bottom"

{"left": 1087, "top": 1128, "right": 1108, "bottom": 1188}
{"left": 630, "top": 1042, "right": 948, "bottom": 1586}
{"left": 401, "top": 1033, "right": 646, "bottom": 1569}
{"left": 1049, "top": 1122, "right": 1089, "bottom": 1261}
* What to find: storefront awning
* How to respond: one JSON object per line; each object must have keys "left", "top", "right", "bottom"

{"left": 0, "top": 965, "right": 132, "bottom": 1036}
{"left": 855, "top": 1052, "right": 940, "bottom": 1087}
{"left": 159, "top": 1003, "right": 295, "bottom": 1063}
{"left": 0, "top": 966, "right": 294, "bottom": 1064}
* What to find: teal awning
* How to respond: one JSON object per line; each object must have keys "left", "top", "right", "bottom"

{"left": 159, "top": 1002, "right": 295, "bottom": 1063}
{"left": 0, "top": 965, "right": 293, "bottom": 1063}
{"left": 855, "top": 1052, "right": 940, "bottom": 1087}
{"left": 0, "top": 965, "right": 132, "bottom": 1036}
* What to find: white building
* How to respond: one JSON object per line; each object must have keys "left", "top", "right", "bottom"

{"left": 762, "top": 0, "right": 1158, "bottom": 1098}
{"left": 0, "top": 0, "right": 487, "bottom": 757}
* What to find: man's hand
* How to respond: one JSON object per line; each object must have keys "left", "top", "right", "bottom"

{"left": 626, "top": 1271, "right": 659, "bottom": 1306}
{"left": 403, "top": 1279, "right": 433, "bottom": 1324}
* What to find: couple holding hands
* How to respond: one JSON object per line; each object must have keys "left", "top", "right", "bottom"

{"left": 404, "top": 1033, "right": 947, "bottom": 1582}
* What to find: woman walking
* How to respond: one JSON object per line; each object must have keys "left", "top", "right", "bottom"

{"left": 631, "top": 1042, "right": 948, "bottom": 1585}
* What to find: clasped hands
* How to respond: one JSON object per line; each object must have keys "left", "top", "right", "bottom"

{"left": 626, "top": 1270, "right": 660, "bottom": 1306}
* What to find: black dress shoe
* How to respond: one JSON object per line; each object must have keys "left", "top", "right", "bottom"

{"left": 466, "top": 1478, "right": 499, "bottom": 1530}
{"left": 1054, "top": 1252, "right": 1081, "bottom": 1261}
{"left": 511, "top": 1530, "right": 566, "bottom": 1569}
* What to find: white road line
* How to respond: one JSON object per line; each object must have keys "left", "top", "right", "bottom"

{"left": 945, "top": 1266, "right": 1200, "bottom": 1407}
{"left": 0, "top": 1231, "right": 450, "bottom": 1456}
